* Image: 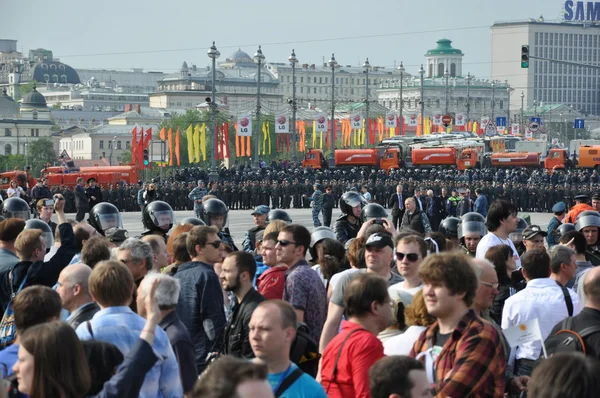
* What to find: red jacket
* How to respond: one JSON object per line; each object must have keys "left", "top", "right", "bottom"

{"left": 256, "top": 265, "right": 287, "bottom": 300}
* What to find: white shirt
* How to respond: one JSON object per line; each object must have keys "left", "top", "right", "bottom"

{"left": 388, "top": 281, "right": 422, "bottom": 304}
{"left": 501, "top": 277, "right": 582, "bottom": 360}
{"left": 363, "top": 192, "right": 372, "bottom": 201}
{"left": 7, "top": 187, "right": 22, "bottom": 198}
{"left": 383, "top": 325, "right": 427, "bottom": 356}
{"left": 311, "top": 264, "right": 327, "bottom": 287}
{"left": 476, "top": 232, "right": 521, "bottom": 269}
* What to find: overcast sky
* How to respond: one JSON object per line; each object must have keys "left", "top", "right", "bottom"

{"left": 1, "top": 0, "right": 567, "bottom": 78}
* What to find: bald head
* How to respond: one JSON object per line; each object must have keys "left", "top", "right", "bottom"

{"left": 56, "top": 263, "right": 94, "bottom": 312}
{"left": 60, "top": 263, "right": 93, "bottom": 290}
{"left": 584, "top": 267, "right": 600, "bottom": 307}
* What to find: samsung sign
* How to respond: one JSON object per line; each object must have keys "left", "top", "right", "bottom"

{"left": 564, "top": 1, "right": 600, "bottom": 21}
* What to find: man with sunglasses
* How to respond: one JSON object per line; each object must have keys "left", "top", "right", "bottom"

{"left": 388, "top": 235, "right": 427, "bottom": 303}
{"left": 174, "top": 225, "right": 226, "bottom": 373}
{"left": 276, "top": 225, "right": 327, "bottom": 343}
{"left": 319, "top": 232, "right": 402, "bottom": 361}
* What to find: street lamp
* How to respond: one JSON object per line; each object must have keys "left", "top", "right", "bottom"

{"left": 466, "top": 72, "right": 472, "bottom": 123}
{"left": 363, "top": 58, "right": 371, "bottom": 137}
{"left": 398, "top": 62, "right": 405, "bottom": 136}
{"left": 444, "top": 68, "right": 450, "bottom": 115}
{"left": 419, "top": 65, "right": 425, "bottom": 135}
{"left": 253, "top": 45, "right": 265, "bottom": 169}
{"left": 533, "top": 99, "right": 538, "bottom": 118}
{"left": 520, "top": 91, "right": 525, "bottom": 135}
{"left": 207, "top": 41, "right": 220, "bottom": 180}
{"left": 108, "top": 135, "right": 117, "bottom": 166}
{"left": 328, "top": 53, "right": 337, "bottom": 167}
{"left": 288, "top": 49, "right": 298, "bottom": 162}
{"left": 491, "top": 81, "right": 495, "bottom": 122}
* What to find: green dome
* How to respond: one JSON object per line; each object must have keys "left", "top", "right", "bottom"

{"left": 425, "top": 39, "right": 463, "bottom": 56}
{"left": 22, "top": 84, "right": 47, "bottom": 107}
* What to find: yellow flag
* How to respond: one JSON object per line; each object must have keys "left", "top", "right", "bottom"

{"left": 319, "top": 132, "right": 323, "bottom": 149}
{"left": 266, "top": 123, "right": 271, "bottom": 154}
{"left": 312, "top": 120, "right": 317, "bottom": 148}
{"left": 199, "top": 124, "right": 206, "bottom": 162}
{"left": 186, "top": 125, "right": 194, "bottom": 163}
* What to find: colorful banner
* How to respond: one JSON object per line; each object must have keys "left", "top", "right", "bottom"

{"left": 167, "top": 128, "right": 173, "bottom": 166}
{"left": 432, "top": 113, "right": 442, "bottom": 126}
{"left": 455, "top": 114, "right": 466, "bottom": 126}
{"left": 315, "top": 115, "right": 328, "bottom": 133}
{"left": 186, "top": 125, "right": 194, "bottom": 163}
{"left": 407, "top": 114, "right": 418, "bottom": 126}
{"left": 237, "top": 116, "right": 252, "bottom": 137}
{"left": 385, "top": 113, "right": 396, "bottom": 128}
{"left": 511, "top": 123, "right": 520, "bottom": 135}
{"left": 275, "top": 115, "right": 289, "bottom": 133}
{"left": 131, "top": 126, "right": 137, "bottom": 164}
{"left": 351, "top": 114, "right": 362, "bottom": 130}
{"left": 175, "top": 127, "right": 181, "bottom": 166}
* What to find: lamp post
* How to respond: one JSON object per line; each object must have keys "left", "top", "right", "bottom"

{"left": 444, "top": 68, "right": 450, "bottom": 115}
{"left": 108, "top": 135, "right": 116, "bottom": 166}
{"left": 506, "top": 87, "right": 513, "bottom": 134}
{"left": 289, "top": 49, "right": 298, "bottom": 162}
{"left": 363, "top": 58, "right": 371, "bottom": 138}
{"left": 491, "top": 81, "right": 495, "bottom": 122}
{"left": 398, "top": 62, "right": 405, "bottom": 136}
{"left": 419, "top": 64, "right": 425, "bottom": 134}
{"left": 253, "top": 45, "right": 265, "bottom": 169}
{"left": 207, "top": 41, "right": 220, "bottom": 180}
{"left": 466, "top": 72, "right": 472, "bottom": 123}
{"left": 533, "top": 99, "right": 538, "bottom": 118}
{"left": 328, "top": 54, "right": 337, "bottom": 167}
{"left": 520, "top": 91, "right": 525, "bottom": 135}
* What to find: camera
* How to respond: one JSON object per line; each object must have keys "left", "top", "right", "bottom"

{"left": 374, "top": 219, "right": 385, "bottom": 225}
{"left": 44, "top": 199, "right": 55, "bottom": 207}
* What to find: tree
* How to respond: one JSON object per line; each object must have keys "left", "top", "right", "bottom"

{"left": 28, "top": 137, "right": 57, "bottom": 175}
{"left": 18, "top": 81, "right": 37, "bottom": 100}
{"left": 120, "top": 149, "right": 132, "bottom": 164}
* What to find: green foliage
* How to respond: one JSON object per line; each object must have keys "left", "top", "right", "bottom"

{"left": 0, "top": 155, "right": 26, "bottom": 172}
{"left": 120, "top": 149, "right": 132, "bottom": 164}
{"left": 28, "top": 137, "right": 57, "bottom": 174}
{"left": 18, "top": 81, "right": 37, "bottom": 100}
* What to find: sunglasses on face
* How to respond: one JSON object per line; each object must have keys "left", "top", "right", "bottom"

{"left": 206, "top": 240, "right": 222, "bottom": 249}
{"left": 277, "top": 240, "right": 297, "bottom": 247}
{"left": 395, "top": 252, "right": 420, "bottom": 262}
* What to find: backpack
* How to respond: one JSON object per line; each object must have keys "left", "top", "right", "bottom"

{"left": 290, "top": 323, "right": 321, "bottom": 378}
{"left": 0, "top": 273, "right": 28, "bottom": 349}
{"left": 540, "top": 317, "right": 600, "bottom": 360}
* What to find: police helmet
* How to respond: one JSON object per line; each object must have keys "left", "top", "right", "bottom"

{"left": 439, "top": 217, "right": 461, "bottom": 240}
{"left": 575, "top": 211, "right": 600, "bottom": 231}
{"left": 556, "top": 223, "right": 576, "bottom": 238}
{"left": 200, "top": 198, "right": 229, "bottom": 227}
{"left": 24, "top": 219, "right": 53, "bottom": 252}
{"left": 309, "top": 226, "right": 337, "bottom": 260}
{"left": 179, "top": 217, "right": 206, "bottom": 226}
{"left": 1, "top": 197, "right": 31, "bottom": 221}
{"left": 88, "top": 202, "right": 122, "bottom": 236}
{"left": 142, "top": 201, "right": 175, "bottom": 233}
{"left": 508, "top": 217, "right": 529, "bottom": 245}
{"left": 339, "top": 191, "right": 368, "bottom": 216}
{"left": 267, "top": 209, "right": 292, "bottom": 224}
{"left": 458, "top": 212, "right": 487, "bottom": 240}
{"left": 361, "top": 203, "right": 388, "bottom": 221}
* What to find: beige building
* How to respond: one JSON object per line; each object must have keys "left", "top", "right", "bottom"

{"left": 490, "top": 19, "right": 600, "bottom": 116}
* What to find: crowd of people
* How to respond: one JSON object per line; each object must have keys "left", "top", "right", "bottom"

{"left": 2, "top": 164, "right": 600, "bottom": 397}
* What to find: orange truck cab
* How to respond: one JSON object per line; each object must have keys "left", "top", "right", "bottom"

{"left": 0, "top": 171, "right": 37, "bottom": 190}
{"left": 544, "top": 146, "right": 600, "bottom": 171}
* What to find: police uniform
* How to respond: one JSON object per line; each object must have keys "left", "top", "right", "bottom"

{"left": 546, "top": 202, "right": 566, "bottom": 248}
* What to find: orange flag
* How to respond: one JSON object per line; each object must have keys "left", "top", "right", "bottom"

{"left": 159, "top": 127, "right": 166, "bottom": 141}
{"left": 168, "top": 128, "right": 173, "bottom": 166}
{"left": 175, "top": 127, "right": 181, "bottom": 166}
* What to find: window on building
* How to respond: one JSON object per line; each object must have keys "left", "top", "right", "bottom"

{"left": 300, "top": 77, "right": 303, "bottom": 83}
{"left": 117, "top": 141, "right": 122, "bottom": 150}
{"left": 5, "top": 144, "right": 11, "bottom": 155}
{"left": 102, "top": 151, "right": 106, "bottom": 158}
{"left": 35, "top": 129, "right": 39, "bottom": 137}
{"left": 99, "top": 140, "right": 104, "bottom": 149}
{"left": 30, "top": 129, "right": 34, "bottom": 137}
{"left": 319, "top": 77, "right": 322, "bottom": 83}
{"left": 300, "top": 87, "right": 303, "bottom": 93}
{"left": 4, "top": 128, "right": 10, "bottom": 137}
{"left": 313, "top": 77, "right": 317, "bottom": 83}
{"left": 108, "top": 141, "right": 112, "bottom": 149}
{"left": 535, "top": 32, "right": 539, "bottom": 45}
{"left": 450, "top": 63, "right": 456, "bottom": 77}
{"left": 313, "top": 87, "right": 317, "bottom": 94}
{"left": 325, "top": 77, "right": 328, "bottom": 84}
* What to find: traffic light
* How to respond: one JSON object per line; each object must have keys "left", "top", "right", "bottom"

{"left": 521, "top": 45, "right": 529, "bottom": 68}
{"left": 143, "top": 149, "right": 149, "bottom": 167}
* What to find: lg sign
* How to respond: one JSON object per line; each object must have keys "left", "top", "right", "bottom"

{"left": 564, "top": 1, "right": 600, "bottom": 21}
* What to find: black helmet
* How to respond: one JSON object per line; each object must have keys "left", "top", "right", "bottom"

{"left": 340, "top": 191, "right": 368, "bottom": 216}
{"left": 458, "top": 212, "right": 487, "bottom": 240}
{"left": 361, "top": 203, "right": 388, "bottom": 221}
{"left": 575, "top": 211, "right": 600, "bottom": 231}
{"left": 439, "top": 217, "right": 460, "bottom": 239}
{"left": 556, "top": 223, "right": 576, "bottom": 238}
{"left": 267, "top": 209, "right": 292, "bottom": 224}
{"left": 88, "top": 202, "right": 122, "bottom": 236}
{"left": 179, "top": 217, "right": 206, "bottom": 226}
{"left": 1, "top": 197, "right": 31, "bottom": 220}
{"left": 143, "top": 201, "right": 175, "bottom": 232}
{"left": 509, "top": 217, "right": 529, "bottom": 245}
{"left": 24, "top": 219, "right": 54, "bottom": 252}
{"left": 201, "top": 198, "right": 229, "bottom": 227}
{"left": 309, "top": 226, "right": 336, "bottom": 260}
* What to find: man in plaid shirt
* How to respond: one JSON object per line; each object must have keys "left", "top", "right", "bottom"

{"left": 410, "top": 252, "right": 506, "bottom": 397}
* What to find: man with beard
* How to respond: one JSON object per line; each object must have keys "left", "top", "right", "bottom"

{"left": 220, "top": 251, "right": 265, "bottom": 359}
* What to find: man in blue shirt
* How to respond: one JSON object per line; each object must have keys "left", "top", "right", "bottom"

{"left": 250, "top": 300, "right": 327, "bottom": 398}
{"left": 0, "top": 285, "right": 62, "bottom": 379}
{"left": 76, "top": 260, "right": 183, "bottom": 397}
{"left": 474, "top": 188, "right": 488, "bottom": 217}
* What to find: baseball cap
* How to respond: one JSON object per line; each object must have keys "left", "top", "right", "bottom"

{"left": 251, "top": 205, "right": 270, "bottom": 216}
{"left": 365, "top": 233, "right": 394, "bottom": 249}
{"left": 522, "top": 225, "right": 547, "bottom": 240}
{"left": 105, "top": 228, "right": 128, "bottom": 243}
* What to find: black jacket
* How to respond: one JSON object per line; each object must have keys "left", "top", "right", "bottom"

{"left": 67, "top": 302, "right": 100, "bottom": 330}
{"left": 549, "top": 307, "right": 600, "bottom": 360}
{"left": 160, "top": 310, "right": 198, "bottom": 393}
{"left": 223, "top": 288, "right": 265, "bottom": 359}
{"left": 74, "top": 185, "right": 89, "bottom": 210}
{"left": 333, "top": 214, "right": 361, "bottom": 245}
{"left": 322, "top": 193, "right": 335, "bottom": 210}
{"left": 490, "top": 270, "right": 526, "bottom": 325}
{"left": 0, "top": 223, "right": 77, "bottom": 313}
{"left": 388, "top": 192, "right": 405, "bottom": 216}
